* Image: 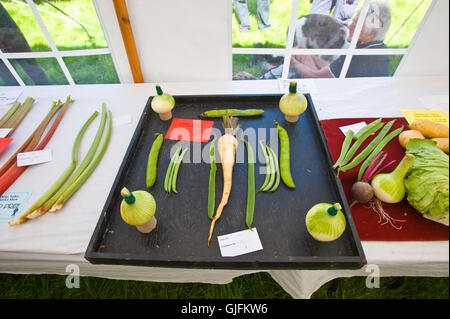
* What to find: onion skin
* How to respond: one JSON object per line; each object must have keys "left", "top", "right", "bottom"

{"left": 279, "top": 82, "right": 307, "bottom": 123}
{"left": 305, "top": 203, "right": 346, "bottom": 242}
{"left": 120, "top": 188, "right": 156, "bottom": 227}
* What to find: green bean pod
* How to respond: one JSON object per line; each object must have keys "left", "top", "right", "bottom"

{"left": 267, "top": 146, "right": 280, "bottom": 192}
{"left": 171, "top": 147, "right": 189, "bottom": 194}
{"left": 241, "top": 138, "right": 255, "bottom": 229}
{"left": 340, "top": 120, "right": 395, "bottom": 172}
{"left": 339, "top": 121, "right": 385, "bottom": 168}
{"left": 257, "top": 141, "right": 272, "bottom": 192}
{"left": 275, "top": 120, "right": 295, "bottom": 189}
{"left": 146, "top": 133, "right": 164, "bottom": 187}
{"left": 199, "top": 109, "right": 264, "bottom": 118}
{"left": 208, "top": 137, "right": 217, "bottom": 219}
{"left": 333, "top": 129, "right": 354, "bottom": 169}
{"left": 261, "top": 145, "right": 276, "bottom": 192}
{"left": 357, "top": 126, "right": 404, "bottom": 181}
{"left": 353, "top": 118, "right": 382, "bottom": 140}
{"left": 164, "top": 147, "right": 181, "bottom": 193}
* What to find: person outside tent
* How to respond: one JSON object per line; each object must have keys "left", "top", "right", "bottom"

{"left": 310, "top": 0, "right": 360, "bottom": 25}
{"left": 290, "top": 1, "right": 392, "bottom": 78}
{"left": 234, "top": 0, "right": 271, "bottom": 32}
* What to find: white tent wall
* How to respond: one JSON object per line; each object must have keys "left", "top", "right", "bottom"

{"left": 396, "top": 0, "right": 449, "bottom": 77}
{"left": 95, "top": 0, "right": 231, "bottom": 83}
{"left": 95, "top": 0, "right": 449, "bottom": 83}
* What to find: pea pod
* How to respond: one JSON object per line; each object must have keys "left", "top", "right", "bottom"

{"left": 275, "top": 120, "right": 295, "bottom": 189}
{"left": 340, "top": 120, "right": 395, "bottom": 172}
{"left": 171, "top": 147, "right": 189, "bottom": 194}
{"left": 164, "top": 147, "right": 181, "bottom": 193}
{"left": 339, "top": 121, "right": 385, "bottom": 168}
{"left": 146, "top": 133, "right": 164, "bottom": 187}
{"left": 199, "top": 109, "right": 264, "bottom": 118}
{"left": 267, "top": 146, "right": 280, "bottom": 192}
{"left": 241, "top": 137, "right": 255, "bottom": 229}
{"left": 261, "top": 145, "right": 276, "bottom": 192}
{"left": 357, "top": 126, "right": 404, "bottom": 181}
{"left": 208, "top": 137, "right": 217, "bottom": 220}
{"left": 353, "top": 118, "right": 382, "bottom": 140}
{"left": 333, "top": 130, "right": 354, "bottom": 169}
{"left": 257, "top": 140, "right": 272, "bottom": 192}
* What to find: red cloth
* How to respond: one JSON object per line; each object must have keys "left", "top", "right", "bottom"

{"left": 320, "top": 117, "right": 449, "bottom": 241}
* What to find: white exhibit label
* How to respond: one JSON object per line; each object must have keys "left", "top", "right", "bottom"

{"left": 17, "top": 149, "right": 52, "bottom": 167}
{"left": 217, "top": 228, "right": 263, "bottom": 257}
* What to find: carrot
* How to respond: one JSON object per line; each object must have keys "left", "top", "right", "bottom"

{"left": 207, "top": 115, "right": 239, "bottom": 247}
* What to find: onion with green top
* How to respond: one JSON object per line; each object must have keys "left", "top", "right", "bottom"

{"left": 305, "top": 203, "right": 346, "bottom": 242}
{"left": 120, "top": 187, "right": 157, "bottom": 233}
{"left": 151, "top": 84, "right": 175, "bottom": 120}
{"left": 279, "top": 81, "right": 308, "bottom": 123}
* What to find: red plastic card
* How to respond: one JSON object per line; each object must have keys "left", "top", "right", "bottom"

{"left": 0, "top": 138, "right": 13, "bottom": 154}
{"left": 165, "top": 118, "right": 214, "bottom": 142}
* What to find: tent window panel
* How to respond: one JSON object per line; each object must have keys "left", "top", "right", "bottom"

{"left": 63, "top": 54, "right": 119, "bottom": 84}
{"left": 0, "top": 1, "right": 51, "bottom": 53}
{"left": 232, "top": 54, "right": 285, "bottom": 80}
{"left": 9, "top": 57, "right": 68, "bottom": 85}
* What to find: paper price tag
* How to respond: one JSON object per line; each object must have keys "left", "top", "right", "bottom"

{"left": 217, "top": 228, "right": 263, "bottom": 257}
{"left": 339, "top": 122, "right": 367, "bottom": 136}
{"left": 0, "top": 89, "right": 23, "bottom": 106}
{"left": 17, "top": 149, "right": 52, "bottom": 167}
{"left": 113, "top": 114, "right": 132, "bottom": 127}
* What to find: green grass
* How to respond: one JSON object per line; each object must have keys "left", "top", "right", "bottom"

{"left": 0, "top": 273, "right": 447, "bottom": 299}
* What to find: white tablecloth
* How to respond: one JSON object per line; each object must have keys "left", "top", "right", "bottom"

{"left": 0, "top": 77, "right": 448, "bottom": 298}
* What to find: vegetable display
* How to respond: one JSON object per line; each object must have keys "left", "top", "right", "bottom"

{"left": 279, "top": 81, "right": 307, "bottom": 123}
{"left": 404, "top": 138, "right": 449, "bottom": 226}
{"left": 208, "top": 115, "right": 239, "bottom": 247}
{"left": 0, "top": 97, "right": 73, "bottom": 197}
{"left": 241, "top": 137, "right": 255, "bottom": 229}
{"left": 146, "top": 133, "right": 164, "bottom": 188}
{"left": 305, "top": 203, "right": 346, "bottom": 242}
{"left": 274, "top": 120, "right": 295, "bottom": 188}
{"left": 398, "top": 130, "right": 424, "bottom": 149}
{"left": 334, "top": 120, "right": 384, "bottom": 170}
{"left": 409, "top": 120, "right": 449, "bottom": 138}
{"left": 257, "top": 141, "right": 280, "bottom": 192}
{"left": 371, "top": 154, "right": 415, "bottom": 204}
{"left": 49, "top": 108, "right": 112, "bottom": 213}
{"left": 208, "top": 137, "right": 217, "bottom": 220}
{"left": 120, "top": 187, "right": 157, "bottom": 233}
{"left": 0, "top": 97, "right": 35, "bottom": 138}
{"left": 151, "top": 84, "right": 175, "bottom": 121}
{"left": 9, "top": 111, "right": 98, "bottom": 225}
{"left": 164, "top": 146, "right": 188, "bottom": 194}
{"left": 171, "top": 147, "right": 188, "bottom": 194}
{"left": 199, "top": 109, "right": 264, "bottom": 118}
{"left": 340, "top": 120, "right": 394, "bottom": 173}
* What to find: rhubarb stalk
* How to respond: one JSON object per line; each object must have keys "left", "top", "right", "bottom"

{"left": 0, "top": 96, "right": 73, "bottom": 196}
{"left": 0, "top": 101, "right": 21, "bottom": 127}
{"left": 3, "top": 97, "right": 35, "bottom": 137}
{"left": 49, "top": 109, "right": 112, "bottom": 212}
{"left": 9, "top": 111, "right": 99, "bottom": 225}
{"left": 0, "top": 100, "right": 63, "bottom": 177}
{"left": 34, "top": 103, "right": 107, "bottom": 215}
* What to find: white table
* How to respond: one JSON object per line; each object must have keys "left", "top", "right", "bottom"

{"left": 0, "top": 76, "right": 448, "bottom": 299}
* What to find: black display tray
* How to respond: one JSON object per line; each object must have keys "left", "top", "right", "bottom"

{"left": 85, "top": 94, "right": 366, "bottom": 270}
